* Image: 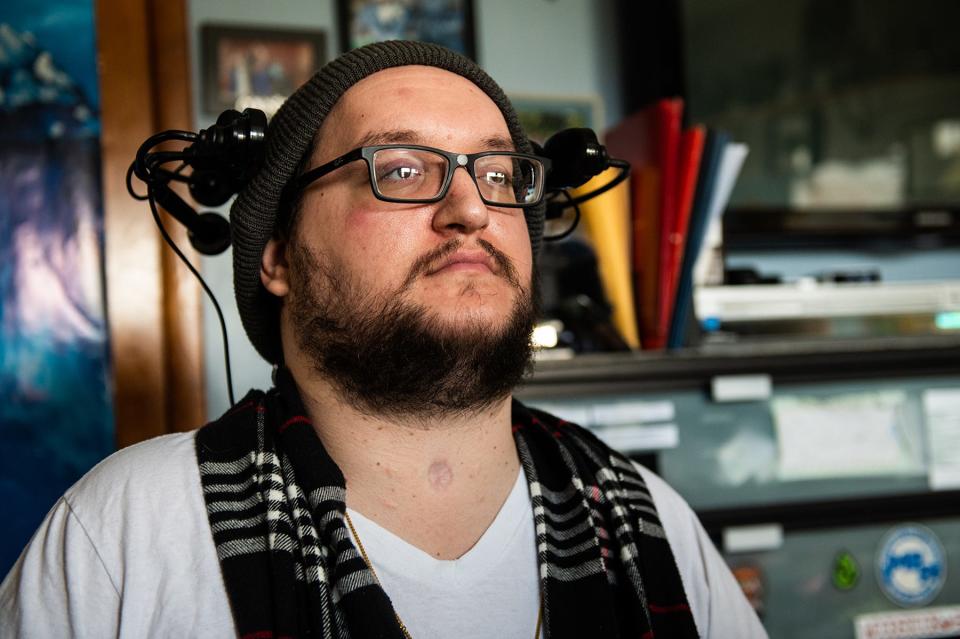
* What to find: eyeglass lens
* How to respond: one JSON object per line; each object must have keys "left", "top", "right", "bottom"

{"left": 370, "top": 148, "right": 542, "bottom": 205}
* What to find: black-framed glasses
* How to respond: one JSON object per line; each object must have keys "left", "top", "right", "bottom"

{"left": 290, "top": 144, "right": 552, "bottom": 208}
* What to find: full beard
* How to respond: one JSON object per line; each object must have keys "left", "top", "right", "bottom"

{"left": 286, "top": 238, "right": 539, "bottom": 421}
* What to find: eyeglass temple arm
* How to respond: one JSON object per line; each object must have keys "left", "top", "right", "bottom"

{"left": 291, "top": 147, "right": 365, "bottom": 194}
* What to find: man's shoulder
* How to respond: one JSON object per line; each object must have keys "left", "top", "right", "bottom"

{"left": 65, "top": 431, "right": 200, "bottom": 518}
{"left": 59, "top": 429, "right": 220, "bottom": 590}
{"left": 65, "top": 390, "right": 273, "bottom": 514}
{"left": 630, "top": 461, "right": 696, "bottom": 519}
{"left": 3, "top": 432, "right": 237, "bottom": 638}
{"left": 68, "top": 390, "right": 272, "bottom": 510}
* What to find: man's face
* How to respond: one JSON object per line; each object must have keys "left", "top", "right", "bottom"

{"left": 263, "top": 66, "right": 538, "bottom": 417}
{"left": 293, "top": 65, "right": 533, "bottom": 333}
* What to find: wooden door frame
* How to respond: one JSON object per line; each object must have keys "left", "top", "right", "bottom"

{"left": 97, "top": 0, "right": 206, "bottom": 447}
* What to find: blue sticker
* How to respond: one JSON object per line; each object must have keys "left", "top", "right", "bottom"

{"left": 876, "top": 525, "right": 947, "bottom": 607}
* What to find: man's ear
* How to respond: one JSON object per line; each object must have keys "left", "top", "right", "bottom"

{"left": 260, "top": 237, "right": 291, "bottom": 297}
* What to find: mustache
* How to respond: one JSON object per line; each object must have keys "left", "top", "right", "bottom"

{"left": 402, "top": 238, "right": 522, "bottom": 290}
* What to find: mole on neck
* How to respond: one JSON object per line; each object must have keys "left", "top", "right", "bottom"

{"left": 427, "top": 460, "right": 454, "bottom": 490}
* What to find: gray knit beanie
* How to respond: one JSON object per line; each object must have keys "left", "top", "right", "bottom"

{"left": 230, "top": 40, "right": 545, "bottom": 364}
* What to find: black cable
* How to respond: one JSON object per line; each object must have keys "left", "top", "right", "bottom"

{"left": 133, "top": 131, "right": 198, "bottom": 183}
{"left": 150, "top": 168, "right": 194, "bottom": 184}
{"left": 126, "top": 161, "right": 150, "bottom": 200}
{"left": 147, "top": 186, "right": 236, "bottom": 407}
{"left": 127, "top": 154, "right": 189, "bottom": 201}
{"left": 128, "top": 155, "right": 196, "bottom": 197}
{"left": 543, "top": 190, "right": 582, "bottom": 241}
{"left": 130, "top": 131, "right": 237, "bottom": 407}
{"left": 137, "top": 130, "right": 198, "bottom": 153}
{"left": 145, "top": 150, "right": 192, "bottom": 165}
{"left": 558, "top": 159, "right": 630, "bottom": 208}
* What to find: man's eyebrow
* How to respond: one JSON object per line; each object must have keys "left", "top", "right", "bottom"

{"left": 479, "top": 135, "right": 516, "bottom": 152}
{"left": 354, "top": 129, "right": 424, "bottom": 147}
{"left": 352, "top": 130, "right": 516, "bottom": 152}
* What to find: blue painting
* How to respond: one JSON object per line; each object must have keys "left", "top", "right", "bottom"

{"left": 0, "top": 0, "right": 113, "bottom": 575}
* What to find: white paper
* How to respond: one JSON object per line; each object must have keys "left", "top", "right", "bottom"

{"left": 716, "top": 429, "right": 778, "bottom": 486}
{"left": 526, "top": 400, "right": 675, "bottom": 429}
{"left": 923, "top": 388, "right": 960, "bottom": 490}
{"left": 707, "top": 143, "right": 751, "bottom": 223}
{"left": 592, "top": 423, "right": 679, "bottom": 453}
{"left": 591, "top": 399, "right": 675, "bottom": 425}
{"left": 772, "top": 391, "right": 921, "bottom": 480}
{"left": 694, "top": 143, "right": 749, "bottom": 286}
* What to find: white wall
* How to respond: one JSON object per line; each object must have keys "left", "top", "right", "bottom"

{"left": 475, "top": 0, "right": 622, "bottom": 126}
{"left": 186, "top": 0, "right": 622, "bottom": 417}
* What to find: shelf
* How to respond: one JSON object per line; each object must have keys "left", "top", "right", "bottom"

{"left": 724, "top": 206, "right": 960, "bottom": 251}
{"left": 698, "top": 490, "right": 960, "bottom": 541}
{"left": 696, "top": 281, "right": 960, "bottom": 321}
{"left": 519, "top": 337, "right": 960, "bottom": 539}
{"left": 518, "top": 334, "right": 960, "bottom": 397}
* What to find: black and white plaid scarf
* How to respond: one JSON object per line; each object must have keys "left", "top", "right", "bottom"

{"left": 196, "top": 370, "right": 698, "bottom": 638}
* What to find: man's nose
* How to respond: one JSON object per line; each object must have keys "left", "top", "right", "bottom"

{"left": 431, "top": 166, "right": 490, "bottom": 235}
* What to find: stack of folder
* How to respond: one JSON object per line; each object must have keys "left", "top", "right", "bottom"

{"left": 572, "top": 99, "right": 748, "bottom": 350}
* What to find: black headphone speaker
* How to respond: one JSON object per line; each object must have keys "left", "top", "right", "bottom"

{"left": 187, "top": 108, "right": 268, "bottom": 207}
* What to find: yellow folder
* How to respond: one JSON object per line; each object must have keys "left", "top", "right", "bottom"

{"left": 571, "top": 168, "right": 641, "bottom": 349}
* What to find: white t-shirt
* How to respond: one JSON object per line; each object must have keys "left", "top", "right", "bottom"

{"left": 0, "top": 431, "right": 767, "bottom": 638}
{"left": 345, "top": 470, "right": 543, "bottom": 638}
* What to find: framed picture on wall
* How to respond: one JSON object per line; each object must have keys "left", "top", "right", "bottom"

{"left": 201, "top": 24, "right": 327, "bottom": 118}
{"left": 509, "top": 94, "right": 605, "bottom": 145}
{"left": 337, "top": 0, "right": 476, "bottom": 59}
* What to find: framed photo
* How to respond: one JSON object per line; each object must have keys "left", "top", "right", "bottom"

{"left": 201, "top": 24, "right": 327, "bottom": 117}
{"left": 509, "top": 94, "right": 605, "bottom": 145}
{"left": 337, "top": 0, "right": 476, "bottom": 59}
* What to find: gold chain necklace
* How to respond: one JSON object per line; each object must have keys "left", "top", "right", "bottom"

{"left": 344, "top": 510, "right": 543, "bottom": 639}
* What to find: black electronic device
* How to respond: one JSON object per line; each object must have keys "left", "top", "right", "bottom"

{"left": 128, "top": 108, "right": 631, "bottom": 406}
{"left": 127, "top": 107, "right": 268, "bottom": 407}
{"left": 128, "top": 107, "right": 267, "bottom": 256}
{"left": 532, "top": 128, "right": 630, "bottom": 240}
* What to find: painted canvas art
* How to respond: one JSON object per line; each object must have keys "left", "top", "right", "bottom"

{"left": 338, "top": 0, "right": 476, "bottom": 58}
{"left": 0, "top": 0, "right": 113, "bottom": 574}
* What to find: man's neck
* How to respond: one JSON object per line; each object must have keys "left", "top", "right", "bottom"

{"left": 289, "top": 370, "right": 521, "bottom": 561}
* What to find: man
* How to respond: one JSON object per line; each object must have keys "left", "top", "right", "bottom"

{"left": 1, "top": 41, "right": 766, "bottom": 638}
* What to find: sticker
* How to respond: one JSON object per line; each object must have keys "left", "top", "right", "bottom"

{"left": 854, "top": 605, "right": 960, "bottom": 639}
{"left": 723, "top": 524, "right": 783, "bottom": 553}
{"left": 731, "top": 565, "right": 765, "bottom": 616}
{"left": 833, "top": 550, "right": 860, "bottom": 591}
{"left": 875, "top": 524, "right": 947, "bottom": 607}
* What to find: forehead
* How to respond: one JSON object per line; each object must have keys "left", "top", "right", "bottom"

{"left": 315, "top": 66, "right": 512, "bottom": 156}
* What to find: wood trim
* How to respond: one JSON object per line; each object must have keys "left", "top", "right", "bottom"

{"left": 148, "top": 0, "right": 207, "bottom": 433}
{"left": 98, "top": 0, "right": 205, "bottom": 448}
{"left": 98, "top": 0, "right": 167, "bottom": 448}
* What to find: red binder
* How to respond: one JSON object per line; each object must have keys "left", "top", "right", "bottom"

{"left": 662, "top": 125, "right": 706, "bottom": 339}
{"left": 606, "top": 108, "right": 656, "bottom": 348}
{"left": 651, "top": 99, "right": 684, "bottom": 349}
{"left": 607, "top": 99, "right": 684, "bottom": 349}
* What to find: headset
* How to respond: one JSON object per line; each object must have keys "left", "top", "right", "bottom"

{"left": 128, "top": 107, "right": 630, "bottom": 405}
